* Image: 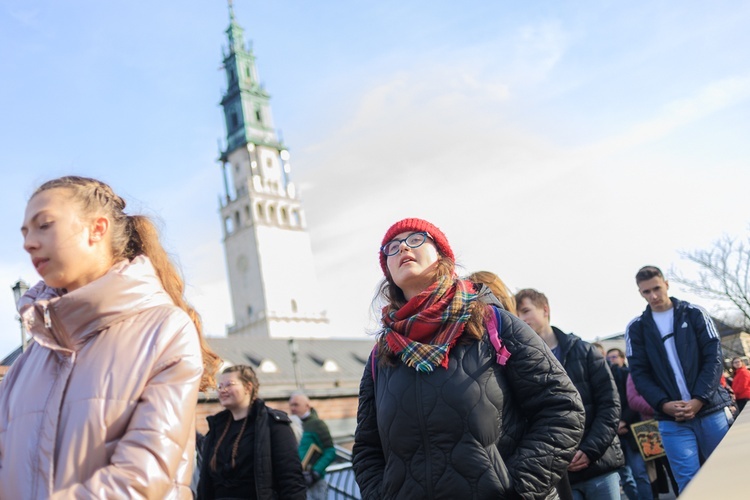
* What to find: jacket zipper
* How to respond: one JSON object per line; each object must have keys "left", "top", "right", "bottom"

{"left": 37, "top": 303, "right": 76, "bottom": 495}
{"left": 415, "top": 373, "right": 434, "bottom": 498}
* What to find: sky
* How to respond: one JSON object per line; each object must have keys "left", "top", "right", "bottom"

{"left": 1, "top": 0, "right": 749, "bottom": 357}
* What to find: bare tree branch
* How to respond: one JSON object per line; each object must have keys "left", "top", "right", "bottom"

{"left": 670, "top": 232, "right": 750, "bottom": 330}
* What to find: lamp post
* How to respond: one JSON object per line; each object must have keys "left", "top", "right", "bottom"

{"left": 288, "top": 338, "right": 303, "bottom": 389}
{"left": 11, "top": 280, "right": 30, "bottom": 352}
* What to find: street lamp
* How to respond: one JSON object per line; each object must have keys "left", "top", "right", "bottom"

{"left": 11, "top": 280, "right": 30, "bottom": 352}
{"left": 287, "top": 338, "right": 303, "bottom": 389}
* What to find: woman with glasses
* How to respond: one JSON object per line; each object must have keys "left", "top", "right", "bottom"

{"left": 198, "top": 365, "right": 306, "bottom": 499}
{"left": 352, "top": 218, "right": 586, "bottom": 499}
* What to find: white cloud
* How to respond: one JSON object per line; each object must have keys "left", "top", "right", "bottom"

{"left": 584, "top": 75, "right": 750, "bottom": 156}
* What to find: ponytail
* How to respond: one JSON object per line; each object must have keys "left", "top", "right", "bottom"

{"left": 129, "top": 216, "right": 221, "bottom": 391}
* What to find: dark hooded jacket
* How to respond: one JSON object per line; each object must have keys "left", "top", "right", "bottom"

{"left": 352, "top": 304, "right": 585, "bottom": 500}
{"left": 552, "top": 327, "right": 625, "bottom": 484}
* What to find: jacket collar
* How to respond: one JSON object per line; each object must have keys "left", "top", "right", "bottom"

{"left": 552, "top": 326, "right": 579, "bottom": 360}
{"left": 643, "top": 297, "right": 682, "bottom": 319}
{"left": 19, "top": 256, "right": 172, "bottom": 354}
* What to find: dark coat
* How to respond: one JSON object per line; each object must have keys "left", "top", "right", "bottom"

{"left": 625, "top": 297, "right": 732, "bottom": 420}
{"left": 552, "top": 327, "right": 624, "bottom": 484}
{"left": 352, "top": 307, "right": 585, "bottom": 500}
{"left": 610, "top": 364, "right": 640, "bottom": 451}
{"left": 198, "top": 399, "right": 306, "bottom": 500}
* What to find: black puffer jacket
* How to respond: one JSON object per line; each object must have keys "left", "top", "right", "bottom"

{"left": 352, "top": 307, "right": 585, "bottom": 500}
{"left": 552, "top": 328, "right": 624, "bottom": 484}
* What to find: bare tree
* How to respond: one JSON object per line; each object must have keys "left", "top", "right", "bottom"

{"left": 670, "top": 233, "right": 750, "bottom": 329}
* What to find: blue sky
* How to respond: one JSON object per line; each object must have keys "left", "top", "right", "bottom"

{"left": 1, "top": 1, "right": 749, "bottom": 357}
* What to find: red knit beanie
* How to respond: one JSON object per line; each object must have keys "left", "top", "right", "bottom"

{"left": 379, "top": 218, "right": 454, "bottom": 275}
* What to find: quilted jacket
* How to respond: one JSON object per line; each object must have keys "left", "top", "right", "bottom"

{"left": 0, "top": 256, "right": 203, "bottom": 499}
{"left": 552, "top": 328, "right": 624, "bottom": 483}
{"left": 352, "top": 306, "right": 585, "bottom": 500}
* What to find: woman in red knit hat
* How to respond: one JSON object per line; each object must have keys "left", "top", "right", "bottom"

{"left": 352, "top": 218, "right": 586, "bottom": 500}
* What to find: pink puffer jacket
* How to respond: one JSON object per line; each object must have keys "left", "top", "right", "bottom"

{"left": 0, "top": 256, "right": 203, "bottom": 499}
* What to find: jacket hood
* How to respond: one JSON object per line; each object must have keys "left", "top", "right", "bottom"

{"left": 18, "top": 255, "right": 173, "bottom": 354}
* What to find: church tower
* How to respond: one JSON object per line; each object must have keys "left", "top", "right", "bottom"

{"left": 217, "top": 3, "right": 329, "bottom": 338}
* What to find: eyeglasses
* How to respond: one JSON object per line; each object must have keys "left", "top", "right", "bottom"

{"left": 216, "top": 381, "right": 238, "bottom": 391}
{"left": 381, "top": 232, "right": 431, "bottom": 257}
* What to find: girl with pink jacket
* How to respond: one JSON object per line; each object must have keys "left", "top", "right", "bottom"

{"left": 0, "top": 176, "right": 220, "bottom": 499}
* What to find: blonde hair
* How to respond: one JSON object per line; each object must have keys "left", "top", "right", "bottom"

{"left": 32, "top": 176, "right": 220, "bottom": 390}
{"left": 467, "top": 270, "right": 516, "bottom": 314}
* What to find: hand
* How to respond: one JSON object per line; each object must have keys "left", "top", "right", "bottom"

{"left": 303, "top": 470, "right": 321, "bottom": 486}
{"left": 617, "top": 420, "right": 628, "bottom": 435}
{"left": 568, "top": 450, "right": 591, "bottom": 472}
{"left": 680, "top": 399, "right": 704, "bottom": 420}
{"left": 662, "top": 401, "right": 685, "bottom": 421}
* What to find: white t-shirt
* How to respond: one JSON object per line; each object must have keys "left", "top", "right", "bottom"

{"left": 652, "top": 308, "right": 692, "bottom": 401}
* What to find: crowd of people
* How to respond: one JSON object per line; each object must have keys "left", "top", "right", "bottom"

{"left": 352, "top": 217, "right": 738, "bottom": 499}
{"left": 0, "top": 178, "right": 742, "bottom": 499}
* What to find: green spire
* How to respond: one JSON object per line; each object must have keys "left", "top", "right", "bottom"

{"left": 220, "top": 2, "right": 281, "bottom": 154}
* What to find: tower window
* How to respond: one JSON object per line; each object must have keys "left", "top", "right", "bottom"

{"left": 291, "top": 299, "right": 298, "bottom": 313}
{"left": 224, "top": 216, "right": 234, "bottom": 234}
{"left": 255, "top": 109, "right": 262, "bottom": 122}
{"left": 256, "top": 203, "right": 265, "bottom": 220}
{"left": 230, "top": 112, "right": 238, "bottom": 128}
{"left": 244, "top": 205, "right": 251, "bottom": 220}
{"left": 280, "top": 207, "right": 288, "bottom": 224}
{"left": 268, "top": 205, "right": 276, "bottom": 222}
{"left": 266, "top": 158, "right": 272, "bottom": 168}
{"left": 234, "top": 211, "right": 240, "bottom": 227}
{"left": 247, "top": 305, "right": 253, "bottom": 317}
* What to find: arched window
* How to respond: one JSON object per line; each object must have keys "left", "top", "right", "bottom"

{"left": 290, "top": 210, "right": 299, "bottom": 226}
{"left": 268, "top": 205, "right": 276, "bottom": 222}
{"left": 291, "top": 299, "right": 298, "bottom": 313}
{"left": 224, "top": 216, "right": 234, "bottom": 234}
{"left": 280, "top": 207, "right": 288, "bottom": 224}
{"left": 256, "top": 203, "right": 265, "bottom": 220}
{"left": 234, "top": 211, "right": 240, "bottom": 228}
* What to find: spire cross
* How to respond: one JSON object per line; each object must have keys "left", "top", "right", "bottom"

{"left": 228, "top": 0, "right": 235, "bottom": 21}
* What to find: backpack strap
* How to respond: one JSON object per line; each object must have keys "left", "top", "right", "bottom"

{"left": 370, "top": 345, "right": 377, "bottom": 383}
{"left": 485, "top": 307, "right": 511, "bottom": 366}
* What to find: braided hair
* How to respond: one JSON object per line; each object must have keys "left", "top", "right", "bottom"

{"left": 209, "top": 365, "right": 260, "bottom": 472}
{"left": 32, "top": 176, "right": 221, "bottom": 390}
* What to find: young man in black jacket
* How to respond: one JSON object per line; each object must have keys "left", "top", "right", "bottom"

{"left": 516, "top": 288, "right": 624, "bottom": 499}
{"left": 625, "top": 265, "right": 732, "bottom": 494}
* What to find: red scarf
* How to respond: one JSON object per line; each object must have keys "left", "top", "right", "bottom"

{"left": 382, "top": 276, "right": 476, "bottom": 372}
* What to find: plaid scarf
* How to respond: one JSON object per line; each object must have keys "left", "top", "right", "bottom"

{"left": 383, "top": 276, "right": 477, "bottom": 372}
